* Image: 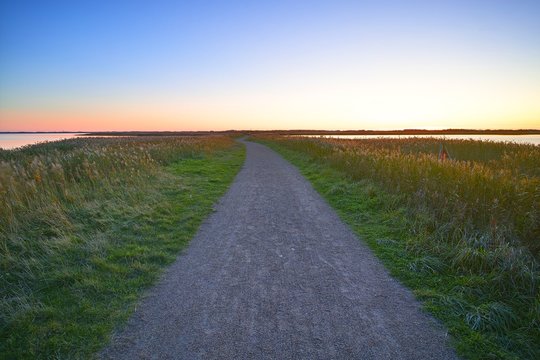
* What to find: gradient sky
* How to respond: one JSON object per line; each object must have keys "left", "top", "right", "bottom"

{"left": 1, "top": 0, "right": 539, "bottom": 131}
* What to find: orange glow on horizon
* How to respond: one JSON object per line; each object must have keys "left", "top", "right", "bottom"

{"left": 1, "top": 107, "right": 538, "bottom": 132}
{"left": 2, "top": 64, "right": 539, "bottom": 131}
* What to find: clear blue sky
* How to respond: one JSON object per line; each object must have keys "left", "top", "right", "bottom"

{"left": 1, "top": 0, "right": 539, "bottom": 131}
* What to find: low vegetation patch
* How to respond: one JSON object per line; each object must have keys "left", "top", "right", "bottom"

{"left": 0, "top": 136, "right": 245, "bottom": 358}
{"left": 257, "top": 136, "right": 539, "bottom": 360}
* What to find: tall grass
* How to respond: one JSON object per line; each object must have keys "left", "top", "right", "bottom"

{"left": 0, "top": 135, "right": 237, "bottom": 356}
{"left": 267, "top": 136, "right": 539, "bottom": 255}
{"left": 258, "top": 135, "right": 539, "bottom": 359}
{"left": 0, "top": 136, "right": 231, "bottom": 230}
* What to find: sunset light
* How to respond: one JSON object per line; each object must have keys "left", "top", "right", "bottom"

{"left": 1, "top": 1, "right": 539, "bottom": 131}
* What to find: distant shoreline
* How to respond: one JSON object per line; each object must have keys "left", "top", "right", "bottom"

{"left": 253, "top": 129, "right": 540, "bottom": 136}
{"left": 1, "top": 129, "right": 539, "bottom": 136}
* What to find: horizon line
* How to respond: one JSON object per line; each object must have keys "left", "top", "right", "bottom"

{"left": 1, "top": 128, "right": 540, "bottom": 134}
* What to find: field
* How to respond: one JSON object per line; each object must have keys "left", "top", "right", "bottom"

{"left": 0, "top": 136, "right": 245, "bottom": 358}
{"left": 256, "top": 135, "right": 539, "bottom": 359}
{"left": 2, "top": 134, "right": 539, "bottom": 359}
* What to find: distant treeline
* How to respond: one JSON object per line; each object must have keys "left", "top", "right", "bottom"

{"left": 248, "top": 129, "right": 540, "bottom": 135}
{"left": 2, "top": 129, "right": 539, "bottom": 136}
{"left": 88, "top": 129, "right": 540, "bottom": 136}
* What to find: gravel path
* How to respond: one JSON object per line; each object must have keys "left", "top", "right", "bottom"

{"left": 101, "top": 140, "right": 458, "bottom": 360}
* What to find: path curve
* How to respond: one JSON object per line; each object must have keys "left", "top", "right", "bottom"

{"left": 102, "top": 140, "right": 458, "bottom": 359}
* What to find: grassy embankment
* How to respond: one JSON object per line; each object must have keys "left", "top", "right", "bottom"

{"left": 0, "top": 136, "right": 244, "bottom": 358}
{"left": 257, "top": 136, "right": 539, "bottom": 360}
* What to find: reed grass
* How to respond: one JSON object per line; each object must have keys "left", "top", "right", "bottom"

{"left": 0, "top": 136, "right": 244, "bottom": 358}
{"left": 258, "top": 135, "right": 539, "bottom": 359}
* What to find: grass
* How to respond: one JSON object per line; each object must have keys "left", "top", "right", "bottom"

{"left": 0, "top": 136, "right": 245, "bottom": 359}
{"left": 256, "top": 136, "right": 539, "bottom": 360}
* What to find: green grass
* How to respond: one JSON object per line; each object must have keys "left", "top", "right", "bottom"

{"left": 0, "top": 137, "right": 245, "bottom": 359}
{"left": 258, "top": 138, "right": 539, "bottom": 360}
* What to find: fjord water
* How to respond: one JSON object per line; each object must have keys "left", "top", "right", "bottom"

{"left": 0, "top": 133, "right": 82, "bottom": 149}
{"left": 303, "top": 134, "right": 540, "bottom": 145}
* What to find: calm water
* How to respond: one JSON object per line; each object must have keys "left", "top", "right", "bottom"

{"left": 301, "top": 134, "right": 540, "bottom": 145}
{"left": 1, "top": 133, "right": 539, "bottom": 150}
{"left": 0, "top": 133, "right": 83, "bottom": 150}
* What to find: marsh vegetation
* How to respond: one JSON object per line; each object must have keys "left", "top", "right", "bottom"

{"left": 0, "top": 136, "right": 244, "bottom": 358}
{"left": 258, "top": 135, "right": 539, "bottom": 359}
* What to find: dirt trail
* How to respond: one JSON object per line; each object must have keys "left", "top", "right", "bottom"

{"left": 102, "top": 140, "right": 458, "bottom": 359}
